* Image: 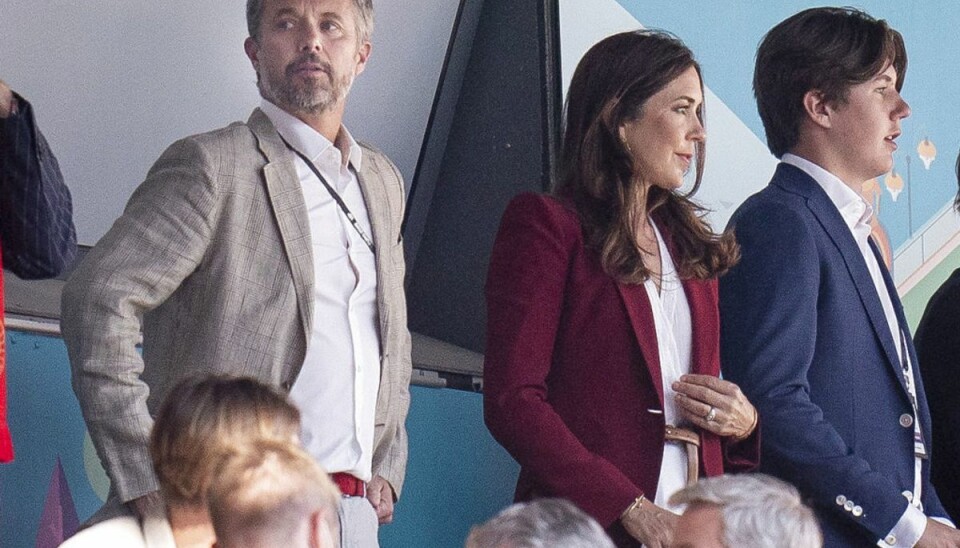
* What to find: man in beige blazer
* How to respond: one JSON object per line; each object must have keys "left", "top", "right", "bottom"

{"left": 61, "top": 0, "right": 411, "bottom": 544}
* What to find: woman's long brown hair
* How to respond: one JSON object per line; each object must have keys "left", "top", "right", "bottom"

{"left": 554, "top": 30, "right": 739, "bottom": 284}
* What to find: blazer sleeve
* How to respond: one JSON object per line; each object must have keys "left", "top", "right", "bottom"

{"left": 719, "top": 201, "right": 911, "bottom": 539}
{"left": 0, "top": 94, "right": 77, "bottom": 279}
{"left": 721, "top": 420, "right": 761, "bottom": 473}
{"left": 483, "top": 194, "right": 641, "bottom": 528}
{"left": 915, "top": 276, "right": 960, "bottom": 522}
{"left": 61, "top": 136, "right": 221, "bottom": 503}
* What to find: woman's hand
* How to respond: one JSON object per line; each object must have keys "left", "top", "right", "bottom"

{"left": 673, "top": 374, "right": 758, "bottom": 440}
{"left": 621, "top": 499, "right": 679, "bottom": 548}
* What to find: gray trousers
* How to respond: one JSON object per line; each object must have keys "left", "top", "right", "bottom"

{"left": 338, "top": 495, "right": 380, "bottom": 548}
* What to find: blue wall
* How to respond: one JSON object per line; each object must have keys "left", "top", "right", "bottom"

{"left": 0, "top": 330, "right": 519, "bottom": 547}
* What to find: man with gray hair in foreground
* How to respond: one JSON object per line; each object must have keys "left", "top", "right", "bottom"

{"left": 670, "top": 474, "right": 822, "bottom": 548}
{"left": 208, "top": 440, "right": 342, "bottom": 548}
{"left": 465, "top": 498, "right": 615, "bottom": 548}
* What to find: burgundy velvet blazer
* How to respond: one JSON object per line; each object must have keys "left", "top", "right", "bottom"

{"left": 483, "top": 193, "right": 759, "bottom": 542}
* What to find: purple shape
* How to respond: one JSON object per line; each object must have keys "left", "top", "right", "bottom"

{"left": 35, "top": 457, "right": 79, "bottom": 548}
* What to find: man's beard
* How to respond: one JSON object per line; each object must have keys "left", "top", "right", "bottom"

{"left": 259, "top": 53, "right": 355, "bottom": 115}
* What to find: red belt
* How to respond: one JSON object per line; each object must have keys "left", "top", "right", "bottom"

{"left": 331, "top": 472, "right": 366, "bottom": 497}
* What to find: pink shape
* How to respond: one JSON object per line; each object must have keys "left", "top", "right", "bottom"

{"left": 35, "top": 457, "right": 79, "bottom": 548}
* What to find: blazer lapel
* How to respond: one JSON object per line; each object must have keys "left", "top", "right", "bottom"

{"left": 248, "top": 109, "right": 315, "bottom": 338}
{"left": 617, "top": 282, "right": 665, "bottom": 408}
{"left": 356, "top": 151, "right": 393, "bottom": 360}
{"left": 775, "top": 165, "right": 906, "bottom": 390}
{"left": 682, "top": 278, "right": 717, "bottom": 376}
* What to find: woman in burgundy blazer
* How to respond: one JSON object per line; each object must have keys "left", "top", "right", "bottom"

{"left": 484, "top": 31, "right": 760, "bottom": 547}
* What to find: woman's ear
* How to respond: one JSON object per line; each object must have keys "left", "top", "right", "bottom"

{"left": 618, "top": 124, "right": 632, "bottom": 153}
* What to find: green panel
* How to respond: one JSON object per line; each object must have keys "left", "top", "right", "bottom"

{"left": 902, "top": 245, "right": 960, "bottom": 331}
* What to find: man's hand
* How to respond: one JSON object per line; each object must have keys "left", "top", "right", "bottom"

{"left": 916, "top": 517, "right": 960, "bottom": 548}
{"left": 128, "top": 491, "right": 164, "bottom": 520}
{"left": 366, "top": 475, "right": 395, "bottom": 525}
{"left": 0, "top": 80, "right": 15, "bottom": 118}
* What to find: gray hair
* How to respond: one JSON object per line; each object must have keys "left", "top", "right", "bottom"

{"left": 246, "top": 0, "right": 374, "bottom": 44}
{"left": 670, "top": 474, "right": 822, "bottom": 548}
{"left": 465, "top": 498, "right": 615, "bottom": 548}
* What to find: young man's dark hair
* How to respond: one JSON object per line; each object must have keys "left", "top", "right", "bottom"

{"left": 754, "top": 7, "right": 907, "bottom": 157}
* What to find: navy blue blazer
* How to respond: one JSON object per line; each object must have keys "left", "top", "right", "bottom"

{"left": 719, "top": 163, "right": 948, "bottom": 546}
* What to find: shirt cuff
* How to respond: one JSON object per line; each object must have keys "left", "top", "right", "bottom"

{"left": 931, "top": 517, "right": 955, "bottom": 528}
{"left": 877, "top": 505, "right": 926, "bottom": 547}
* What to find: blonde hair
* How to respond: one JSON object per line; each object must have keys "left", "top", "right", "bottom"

{"left": 208, "top": 440, "right": 341, "bottom": 547}
{"left": 149, "top": 376, "right": 301, "bottom": 507}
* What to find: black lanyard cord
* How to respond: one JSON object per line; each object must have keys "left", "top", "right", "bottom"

{"left": 278, "top": 134, "right": 376, "bottom": 254}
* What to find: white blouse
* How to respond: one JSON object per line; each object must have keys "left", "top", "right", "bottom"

{"left": 643, "top": 219, "right": 693, "bottom": 513}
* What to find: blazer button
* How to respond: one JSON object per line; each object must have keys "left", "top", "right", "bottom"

{"left": 900, "top": 414, "right": 914, "bottom": 428}
{"left": 885, "top": 534, "right": 897, "bottom": 546}
{"left": 836, "top": 495, "right": 847, "bottom": 506}
{"left": 852, "top": 506, "right": 863, "bottom": 517}
{"left": 843, "top": 500, "right": 854, "bottom": 512}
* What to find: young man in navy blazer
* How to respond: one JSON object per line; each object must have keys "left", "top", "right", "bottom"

{"left": 719, "top": 8, "right": 960, "bottom": 547}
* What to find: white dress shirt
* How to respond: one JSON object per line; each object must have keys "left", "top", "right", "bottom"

{"left": 643, "top": 219, "right": 692, "bottom": 513}
{"left": 782, "top": 154, "right": 953, "bottom": 547}
{"left": 262, "top": 100, "right": 381, "bottom": 482}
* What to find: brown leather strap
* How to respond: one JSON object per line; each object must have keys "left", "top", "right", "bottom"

{"left": 664, "top": 425, "right": 700, "bottom": 486}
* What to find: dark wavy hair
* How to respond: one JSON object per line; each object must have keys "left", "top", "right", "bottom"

{"left": 754, "top": 7, "right": 907, "bottom": 158}
{"left": 553, "top": 30, "right": 738, "bottom": 284}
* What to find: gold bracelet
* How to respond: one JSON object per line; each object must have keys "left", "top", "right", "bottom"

{"left": 621, "top": 494, "right": 646, "bottom": 519}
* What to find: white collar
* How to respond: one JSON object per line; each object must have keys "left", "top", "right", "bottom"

{"left": 260, "top": 99, "right": 363, "bottom": 171}
{"left": 781, "top": 153, "right": 873, "bottom": 233}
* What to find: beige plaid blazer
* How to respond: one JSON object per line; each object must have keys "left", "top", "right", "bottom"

{"left": 61, "top": 109, "right": 411, "bottom": 507}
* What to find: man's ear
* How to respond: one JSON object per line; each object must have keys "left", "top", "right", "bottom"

{"left": 244, "top": 36, "right": 260, "bottom": 71}
{"left": 354, "top": 41, "right": 372, "bottom": 77}
{"left": 802, "top": 89, "right": 833, "bottom": 129}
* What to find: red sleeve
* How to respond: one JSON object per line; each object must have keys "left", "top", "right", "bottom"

{"left": 0, "top": 263, "right": 13, "bottom": 463}
{"left": 721, "top": 417, "right": 760, "bottom": 473}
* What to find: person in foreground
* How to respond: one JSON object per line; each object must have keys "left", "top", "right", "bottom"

{"left": 483, "top": 30, "right": 759, "bottom": 548}
{"left": 915, "top": 152, "right": 960, "bottom": 524}
{"left": 61, "top": 376, "right": 302, "bottom": 548}
{"left": 208, "top": 440, "right": 341, "bottom": 548}
{"left": 719, "top": 7, "right": 959, "bottom": 547}
{"left": 60, "top": 0, "right": 411, "bottom": 542}
{"left": 464, "top": 498, "right": 615, "bottom": 548}
{"left": 669, "top": 474, "right": 822, "bottom": 548}
{"left": 0, "top": 79, "right": 77, "bottom": 462}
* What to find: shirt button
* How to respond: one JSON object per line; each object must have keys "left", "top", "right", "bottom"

{"left": 836, "top": 495, "right": 847, "bottom": 506}
{"left": 900, "top": 414, "right": 914, "bottom": 428}
{"left": 885, "top": 534, "right": 897, "bottom": 545}
{"left": 281, "top": 380, "right": 293, "bottom": 391}
{"left": 852, "top": 506, "right": 863, "bottom": 517}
